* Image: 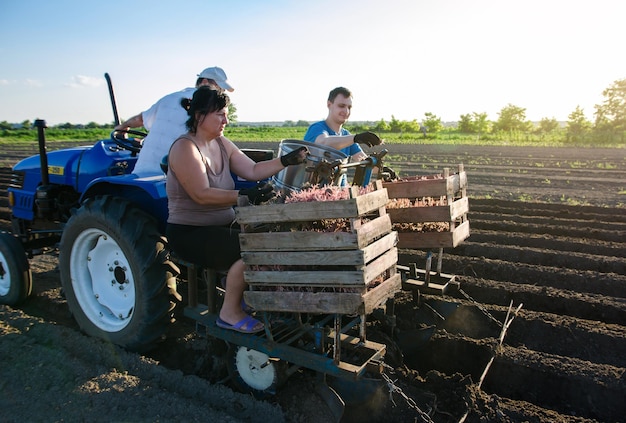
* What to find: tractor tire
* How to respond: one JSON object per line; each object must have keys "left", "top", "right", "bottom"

{"left": 59, "top": 195, "right": 177, "bottom": 352}
{"left": 0, "top": 231, "right": 32, "bottom": 305}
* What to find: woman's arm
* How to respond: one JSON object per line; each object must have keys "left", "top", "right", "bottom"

{"left": 223, "top": 137, "right": 287, "bottom": 181}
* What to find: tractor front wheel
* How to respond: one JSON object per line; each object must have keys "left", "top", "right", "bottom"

{"left": 0, "top": 231, "right": 32, "bottom": 305}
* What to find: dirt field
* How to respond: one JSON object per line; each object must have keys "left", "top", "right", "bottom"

{"left": 1, "top": 141, "right": 625, "bottom": 422}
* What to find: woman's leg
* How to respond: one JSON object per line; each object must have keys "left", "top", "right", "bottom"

{"left": 218, "top": 259, "right": 263, "bottom": 331}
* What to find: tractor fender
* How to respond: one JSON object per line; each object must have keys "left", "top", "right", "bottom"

{"left": 80, "top": 174, "right": 168, "bottom": 232}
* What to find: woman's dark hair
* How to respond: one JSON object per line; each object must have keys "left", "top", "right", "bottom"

{"left": 180, "top": 86, "right": 230, "bottom": 132}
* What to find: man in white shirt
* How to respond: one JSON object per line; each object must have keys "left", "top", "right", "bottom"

{"left": 115, "top": 66, "right": 234, "bottom": 176}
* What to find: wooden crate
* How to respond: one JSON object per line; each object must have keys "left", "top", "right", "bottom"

{"left": 236, "top": 181, "right": 401, "bottom": 314}
{"left": 382, "top": 164, "right": 470, "bottom": 249}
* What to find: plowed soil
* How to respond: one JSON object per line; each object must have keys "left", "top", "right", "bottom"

{"left": 1, "top": 141, "right": 625, "bottom": 423}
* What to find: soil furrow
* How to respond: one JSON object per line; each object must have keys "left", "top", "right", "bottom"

{"left": 468, "top": 230, "right": 626, "bottom": 257}
{"left": 470, "top": 198, "right": 626, "bottom": 217}
{"left": 453, "top": 242, "right": 626, "bottom": 275}
{"left": 457, "top": 276, "right": 626, "bottom": 325}
{"left": 483, "top": 345, "right": 626, "bottom": 422}
{"left": 468, "top": 220, "right": 626, "bottom": 242}
{"left": 470, "top": 212, "right": 626, "bottom": 232}
{"left": 404, "top": 332, "right": 626, "bottom": 422}
{"left": 426, "top": 253, "right": 626, "bottom": 299}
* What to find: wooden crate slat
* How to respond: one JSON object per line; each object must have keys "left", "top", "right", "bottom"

{"left": 450, "top": 196, "right": 469, "bottom": 220}
{"left": 354, "top": 214, "right": 392, "bottom": 249}
{"left": 235, "top": 188, "right": 389, "bottom": 224}
{"left": 240, "top": 229, "right": 359, "bottom": 251}
{"left": 238, "top": 214, "right": 392, "bottom": 252}
{"left": 396, "top": 220, "right": 470, "bottom": 249}
{"left": 361, "top": 232, "right": 398, "bottom": 264}
{"left": 387, "top": 197, "right": 469, "bottom": 223}
{"left": 362, "top": 273, "right": 402, "bottom": 314}
{"left": 243, "top": 273, "right": 402, "bottom": 314}
{"left": 241, "top": 231, "right": 398, "bottom": 266}
{"left": 244, "top": 269, "right": 367, "bottom": 286}
{"left": 383, "top": 171, "right": 466, "bottom": 199}
{"left": 363, "top": 248, "right": 397, "bottom": 284}
{"left": 242, "top": 249, "right": 363, "bottom": 266}
{"left": 243, "top": 249, "right": 397, "bottom": 287}
{"left": 243, "top": 290, "right": 363, "bottom": 314}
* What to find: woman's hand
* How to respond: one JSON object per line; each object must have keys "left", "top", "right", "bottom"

{"left": 238, "top": 182, "right": 276, "bottom": 205}
{"left": 280, "top": 146, "right": 309, "bottom": 167}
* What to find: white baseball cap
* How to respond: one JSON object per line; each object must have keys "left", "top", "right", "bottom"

{"left": 197, "top": 66, "right": 234, "bottom": 92}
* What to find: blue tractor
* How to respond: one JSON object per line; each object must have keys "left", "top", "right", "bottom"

{"left": 2, "top": 116, "right": 276, "bottom": 352}
{"left": 3, "top": 118, "right": 180, "bottom": 351}
{"left": 1, "top": 71, "right": 273, "bottom": 352}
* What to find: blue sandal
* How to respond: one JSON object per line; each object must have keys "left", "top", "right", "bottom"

{"left": 216, "top": 315, "right": 264, "bottom": 334}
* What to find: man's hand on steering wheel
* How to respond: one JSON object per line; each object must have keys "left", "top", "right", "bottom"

{"left": 110, "top": 128, "right": 147, "bottom": 153}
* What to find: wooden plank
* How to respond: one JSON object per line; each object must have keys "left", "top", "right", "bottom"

{"left": 387, "top": 197, "right": 469, "bottom": 223}
{"left": 243, "top": 249, "right": 397, "bottom": 287}
{"left": 244, "top": 273, "right": 401, "bottom": 314}
{"left": 235, "top": 188, "right": 389, "bottom": 224}
{"left": 244, "top": 290, "right": 363, "bottom": 314}
{"left": 240, "top": 231, "right": 398, "bottom": 266}
{"left": 396, "top": 220, "right": 470, "bottom": 249}
{"left": 242, "top": 249, "right": 366, "bottom": 266}
{"left": 240, "top": 230, "right": 359, "bottom": 251}
{"left": 383, "top": 171, "right": 466, "bottom": 199}
{"left": 244, "top": 269, "right": 368, "bottom": 286}
{"left": 362, "top": 273, "right": 402, "bottom": 314}
{"left": 361, "top": 232, "right": 398, "bottom": 264}
{"left": 355, "top": 214, "right": 392, "bottom": 249}
{"left": 363, "top": 248, "right": 398, "bottom": 284}
{"left": 238, "top": 213, "right": 392, "bottom": 252}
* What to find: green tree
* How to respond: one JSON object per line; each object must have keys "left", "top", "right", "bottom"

{"left": 472, "top": 112, "right": 490, "bottom": 135}
{"left": 422, "top": 112, "right": 443, "bottom": 133}
{"left": 389, "top": 115, "right": 403, "bottom": 132}
{"left": 567, "top": 105, "right": 591, "bottom": 142}
{"left": 459, "top": 112, "right": 490, "bottom": 135}
{"left": 228, "top": 103, "right": 238, "bottom": 124}
{"left": 493, "top": 104, "right": 532, "bottom": 132}
{"left": 594, "top": 78, "right": 626, "bottom": 137}
{"left": 537, "top": 117, "right": 559, "bottom": 134}
{"left": 0, "top": 121, "right": 11, "bottom": 130}
{"left": 374, "top": 119, "right": 390, "bottom": 132}
{"left": 458, "top": 114, "right": 473, "bottom": 133}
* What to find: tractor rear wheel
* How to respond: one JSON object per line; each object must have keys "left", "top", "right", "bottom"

{"left": 0, "top": 231, "right": 32, "bottom": 305}
{"left": 59, "top": 196, "right": 177, "bottom": 352}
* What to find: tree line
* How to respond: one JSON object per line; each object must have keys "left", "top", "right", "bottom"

{"left": 2, "top": 79, "right": 624, "bottom": 145}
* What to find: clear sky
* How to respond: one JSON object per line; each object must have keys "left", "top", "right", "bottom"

{"left": 0, "top": 0, "right": 624, "bottom": 126}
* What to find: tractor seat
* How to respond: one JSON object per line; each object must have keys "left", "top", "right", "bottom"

{"left": 160, "top": 154, "right": 169, "bottom": 175}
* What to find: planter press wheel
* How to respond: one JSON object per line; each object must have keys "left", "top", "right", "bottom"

{"left": 227, "top": 344, "right": 288, "bottom": 398}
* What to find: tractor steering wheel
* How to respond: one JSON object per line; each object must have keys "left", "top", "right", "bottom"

{"left": 110, "top": 129, "right": 147, "bottom": 154}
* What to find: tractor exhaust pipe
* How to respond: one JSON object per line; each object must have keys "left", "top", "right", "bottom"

{"left": 34, "top": 119, "right": 49, "bottom": 186}
{"left": 104, "top": 73, "right": 120, "bottom": 126}
{"left": 34, "top": 119, "right": 55, "bottom": 219}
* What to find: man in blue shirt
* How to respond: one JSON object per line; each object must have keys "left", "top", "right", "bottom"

{"left": 303, "top": 87, "right": 382, "bottom": 162}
